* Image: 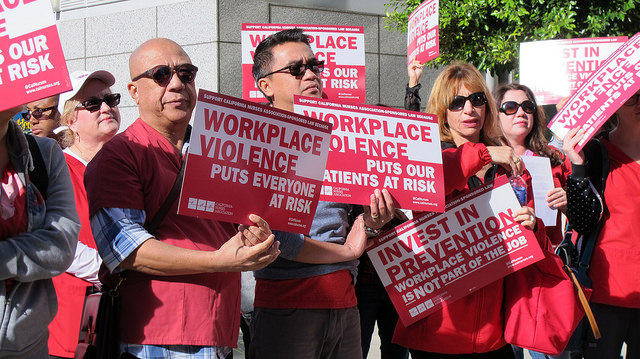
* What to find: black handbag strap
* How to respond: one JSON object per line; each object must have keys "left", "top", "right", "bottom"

{"left": 146, "top": 125, "right": 192, "bottom": 234}
{"left": 146, "top": 154, "right": 187, "bottom": 235}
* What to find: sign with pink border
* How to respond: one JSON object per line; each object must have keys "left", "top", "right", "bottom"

{"left": 178, "top": 90, "right": 332, "bottom": 233}
{"left": 367, "top": 175, "right": 544, "bottom": 326}
{"left": 293, "top": 95, "right": 444, "bottom": 212}
{"left": 548, "top": 33, "right": 640, "bottom": 151}
{"left": 0, "top": 0, "right": 71, "bottom": 111}
{"left": 241, "top": 23, "right": 365, "bottom": 104}
{"left": 407, "top": 0, "right": 439, "bottom": 65}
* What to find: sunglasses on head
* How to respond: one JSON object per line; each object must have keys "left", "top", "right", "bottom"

{"left": 22, "top": 105, "right": 57, "bottom": 120}
{"left": 500, "top": 100, "right": 536, "bottom": 115}
{"left": 132, "top": 63, "right": 198, "bottom": 86}
{"left": 76, "top": 93, "right": 121, "bottom": 112}
{"left": 449, "top": 92, "right": 487, "bottom": 111}
{"left": 260, "top": 60, "right": 325, "bottom": 79}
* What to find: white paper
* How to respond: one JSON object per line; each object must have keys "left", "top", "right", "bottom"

{"left": 522, "top": 156, "right": 557, "bottom": 226}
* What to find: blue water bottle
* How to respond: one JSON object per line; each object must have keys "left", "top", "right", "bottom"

{"left": 509, "top": 175, "right": 528, "bottom": 206}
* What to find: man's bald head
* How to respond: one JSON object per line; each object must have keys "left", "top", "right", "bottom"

{"left": 127, "top": 38, "right": 197, "bottom": 139}
{"left": 129, "top": 38, "right": 191, "bottom": 80}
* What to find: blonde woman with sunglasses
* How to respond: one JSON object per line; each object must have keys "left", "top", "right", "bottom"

{"left": 394, "top": 62, "right": 550, "bottom": 359}
{"left": 47, "top": 70, "right": 121, "bottom": 359}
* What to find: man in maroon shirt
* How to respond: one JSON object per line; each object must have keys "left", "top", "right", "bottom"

{"left": 85, "top": 38, "right": 280, "bottom": 358}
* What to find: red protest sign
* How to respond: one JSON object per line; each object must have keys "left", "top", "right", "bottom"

{"left": 520, "top": 37, "right": 627, "bottom": 105}
{"left": 548, "top": 32, "right": 640, "bottom": 151}
{"left": 0, "top": 0, "right": 71, "bottom": 111}
{"left": 178, "top": 90, "right": 332, "bottom": 233}
{"left": 241, "top": 23, "right": 365, "bottom": 103}
{"left": 367, "top": 175, "right": 544, "bottom": 327}
{"left": 293, "top": 96, "right": 445, "bottom": 213}
{"left": 406, "top": 0, "right": 439, "bottom": 65}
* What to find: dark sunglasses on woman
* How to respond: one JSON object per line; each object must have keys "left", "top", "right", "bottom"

{"left": 499, "top": 100, "right": 536, "bottom": 115}
{"left": 449, "top": 92, "right": 488, "bottom": 111}
{"left": 132, "top": 63, "right": 199, "bottom": 86}
{"left": 76, "top": 93, "right": 121, "bottom": 112}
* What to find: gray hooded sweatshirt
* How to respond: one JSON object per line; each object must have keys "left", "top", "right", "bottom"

{"left": 0, "top": 120, "right": 80, "bottom": 358}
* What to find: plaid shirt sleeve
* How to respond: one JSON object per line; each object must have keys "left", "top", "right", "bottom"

{"left": 90, "top": 208, "right": 153, "bottom": 272}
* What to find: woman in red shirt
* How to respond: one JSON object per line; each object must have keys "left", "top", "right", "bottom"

{"left": 563, "top": 90, "right": 640, "bottom": 359}
{"left": 48, "top": 70, "right": 122, "bottom": 359}
{"left": 394, "top": 62, "right": 545, "bottom": 359}
{"left": 494, "top": 83, "right": 571, "bottom": 245}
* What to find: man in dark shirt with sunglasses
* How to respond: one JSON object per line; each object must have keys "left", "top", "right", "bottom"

{"left": 248, "top": 29, "right": 396, "bottom": 359}
{"left": 84, "top": 38, "right": 280, "bottom": 359}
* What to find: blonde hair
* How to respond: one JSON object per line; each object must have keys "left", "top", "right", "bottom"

{"left": 427, "top": 62, "right": 501, "bottom": 146}
{"left": 61, "top": 98, "right": 81, "bottom": 128}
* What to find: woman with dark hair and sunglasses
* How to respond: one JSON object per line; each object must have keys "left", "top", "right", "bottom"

{"left": 393, "top": 62, "right": 549, "bottom": 359}
{"left": 47, "top": 70, "right": 122, "bottom": 359}
{"left": 494, "top": 83, "right": 571, "bottom": 247}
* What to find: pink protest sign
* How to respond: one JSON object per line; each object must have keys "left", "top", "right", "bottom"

{"left": 367, "top": 175, "right": 544, "bottom": 327}
{"left": 0, "top": 0, "right": 71, "bottom": 111}
{"left": 520, "top": 37, "right": 627, "bottom": 105}
{"left": 548, "top": 33, "right": 640, "bottom": 151}
{"left": 241, "top": 23, "right": 365, "bottom": 104}
{"left": 293, "top": 96, "right": 444, "bottom": 213}
{"left": 406, "top": 0, "right": 439, "bottom": 65}
{"left": 178, "top": 90, "right": 332, "bottom": 233}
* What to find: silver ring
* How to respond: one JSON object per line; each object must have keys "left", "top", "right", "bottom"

{"left": 371, "top": 213, "right": 380, "bottom": 219}
{"left": 529, "top": 214, "right": 535, "bottom": 222}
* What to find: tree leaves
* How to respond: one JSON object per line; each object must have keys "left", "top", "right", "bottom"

{"left": 384, "top": 0, "right": 640, "bottom": 77}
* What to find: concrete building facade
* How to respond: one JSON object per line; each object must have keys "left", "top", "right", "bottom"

{"left": 56, "top": 0, "right": 439, "bottom": 129}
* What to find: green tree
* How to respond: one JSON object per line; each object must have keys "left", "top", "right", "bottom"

{"left": 385, "top": 0, "right": 639, "bottom": 78}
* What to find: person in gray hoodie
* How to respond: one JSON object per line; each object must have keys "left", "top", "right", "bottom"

{"left": 0, "top": 104, "right": 80, "bottom": 358}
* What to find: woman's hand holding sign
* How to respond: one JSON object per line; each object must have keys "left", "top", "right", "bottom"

{"left": 363, "top": 188, "right": 396, "bottom": 230}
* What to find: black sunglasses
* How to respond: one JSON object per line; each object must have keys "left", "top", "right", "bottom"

{"left": 132, "top": 64, "right": 198, "bottom": 86}
{"left": 260, "top": 60, "right": 325, "bottom": 79}
{"left": 22, "top": 105, "right": 57, "bottom": 120}
{"left": 500, "top": 100, "right": 536, "bottom": 115}
{"left": 76, "top": 93, "right": 121, "bottom": 112}
{"left": 449, "top": 92, "right": 488, "bottom": 111}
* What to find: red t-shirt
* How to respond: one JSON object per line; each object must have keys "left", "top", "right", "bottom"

{"left": 48, "top": 153, "right": 96, "bottom": 357}
{"left": 255, "top": 269, "right": 357, "bottom": 309}
{"left": 85, "top": 119, "right": 240, "bottom": 346}
{"left": 590, "top": 139, "right": 640, "bottom": 307}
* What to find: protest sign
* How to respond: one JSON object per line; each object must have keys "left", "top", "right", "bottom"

{"left": 178, "top": 90, "right": 332, "bottom": 233}
{"left": 406, "top": 0, "right": 439, "bottom": 65}
{"left": 0, "top": 0, "right": 71, "bottom": 111}
{"left": 548, "top": 33, "right": 640, "bottom": 151}
{"left": 520, "top": 37, "right": 627, "bottom": 105}
{"left": 293, "top": 96, "right": 444, "bottom": 212}
{"left": 367, "top": 175, "right": 544, "bottom": 326}
{"left": 241, "top": 23, "right": 365, "bottom": 103}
